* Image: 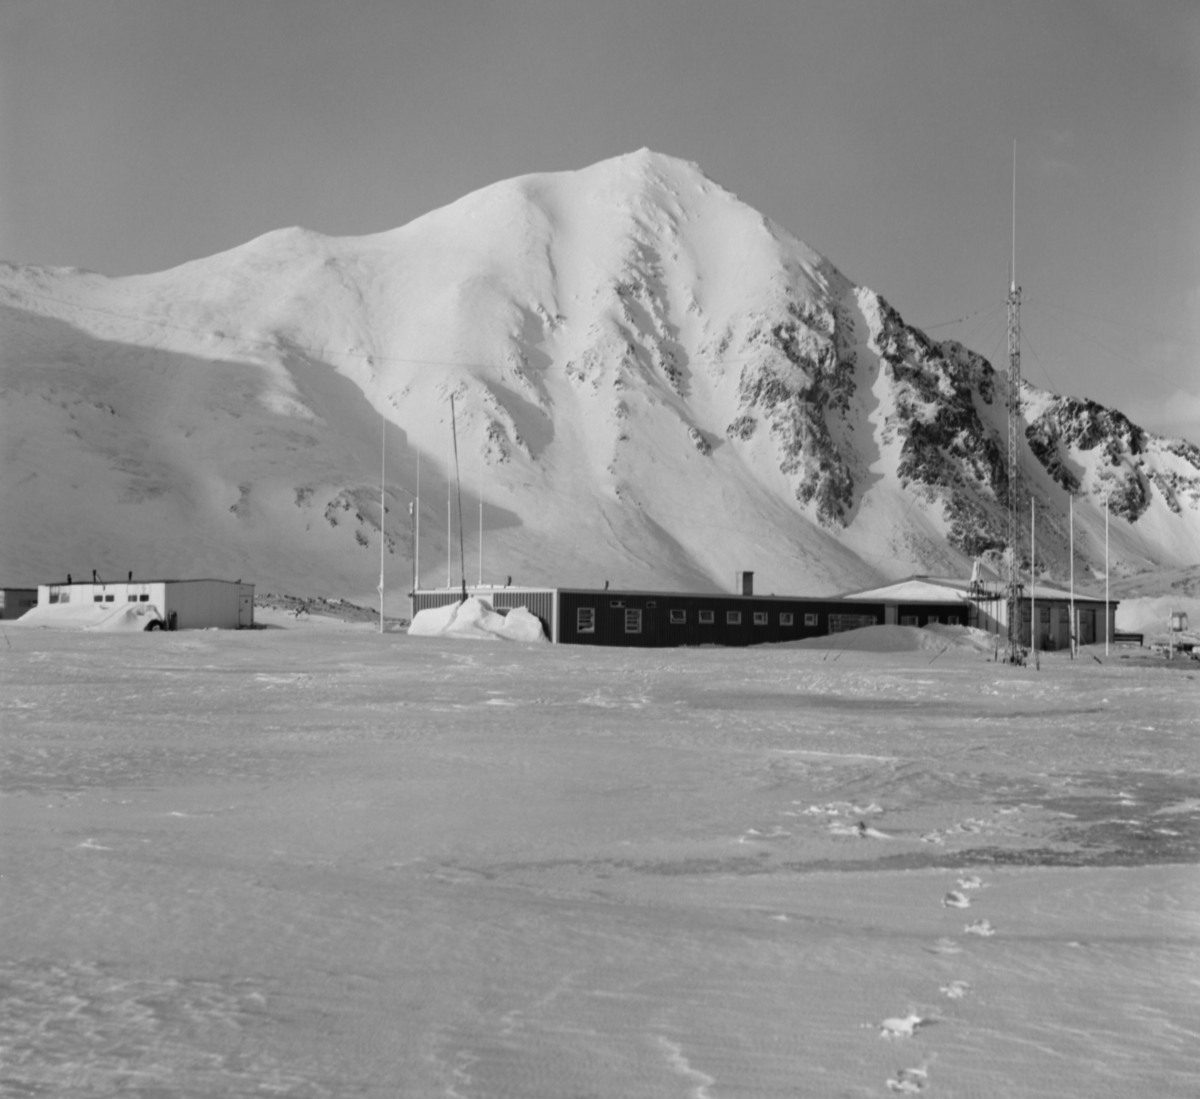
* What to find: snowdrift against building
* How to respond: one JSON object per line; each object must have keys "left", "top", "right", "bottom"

{"left": 408, "top": 598, "right": 546, "bottom": 642}
{"left": 17, "top": 601, "right": 164, "bottom": 632}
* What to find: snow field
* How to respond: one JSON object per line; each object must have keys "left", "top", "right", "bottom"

{"left": 2, "top": 630, "right": 1197, "bottom": 1096}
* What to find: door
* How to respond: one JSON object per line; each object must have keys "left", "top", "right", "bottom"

{"left": 239, "top": 589, "right": 253, "bottom": 628}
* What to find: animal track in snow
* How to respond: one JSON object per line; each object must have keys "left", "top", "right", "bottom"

{"left": 879, "top": 1013, "right": 929, "bottom": 1039}
{"left": 964, "top": 918, "right": 996, "bottom": 937}
{"left": 924, "top": 937, "right": 962, "bottom": 956}
{"left": 942, "top": 890, "right": 970, "bottom": 909}
{"left": 956, "top": 874, "right": 984, "bottom": 890}
{"left": 887, "top": 1065, "right": 929, "bottom": 1093}
{"left": 940, "top": 980, "right": 970, "bottom": 999}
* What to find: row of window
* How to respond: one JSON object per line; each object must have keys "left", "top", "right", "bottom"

{"left": 577, "top": 607, "right": 822, "bottom": 634}
{"left": 48, "top": 592, "right": 152, "bottom": 605}
{"left": 899, "top": 615, "right": 960, "bottom": 626}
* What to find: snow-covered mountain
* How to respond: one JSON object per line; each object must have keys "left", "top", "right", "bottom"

{"left": 2, "top": 150, "right": 1197, "bottom": 610}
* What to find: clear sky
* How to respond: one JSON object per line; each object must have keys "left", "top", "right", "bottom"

{"left": 3, "top": 0, "right": 1197, "bottom": 443}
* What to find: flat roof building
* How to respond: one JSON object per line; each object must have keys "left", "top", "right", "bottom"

{"left": 22, "top": 578, "right": 254, "bottom": 631}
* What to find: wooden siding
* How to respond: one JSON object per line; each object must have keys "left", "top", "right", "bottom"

{"left": 556, "top": 591, "right": 893, "bottom": 648}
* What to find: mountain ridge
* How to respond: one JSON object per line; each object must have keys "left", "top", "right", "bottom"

{"left": 2, "top": 150, "right": 1197, "bottom": 608}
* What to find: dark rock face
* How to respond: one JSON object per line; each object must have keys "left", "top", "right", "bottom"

{"left": 731, "top": 300, "right": 860, "bottom": 526}
{"left": 870, "top": 298, "right": 1009, "bottom": 559}
{"left": 1026, "top": 397, "right": 1156, "bottom": 521}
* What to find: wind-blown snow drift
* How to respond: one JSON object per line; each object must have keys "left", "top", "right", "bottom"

{"left": 409, "top": 598, "right": 546, "bottom": 642}
{"left": 2, "top": 150, "right": 1196, "bottom": 605}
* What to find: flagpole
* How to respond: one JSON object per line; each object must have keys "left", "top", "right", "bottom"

{"left": 379, "top": 413, "right": 385, "bottom": 635}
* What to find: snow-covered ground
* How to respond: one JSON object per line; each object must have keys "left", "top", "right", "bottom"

{"left": 3, "top": 629, "right": 1196, "bottom": 1096}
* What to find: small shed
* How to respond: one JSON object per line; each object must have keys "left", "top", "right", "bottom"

{"left": 25, "top": 578, "right": 254, "bottom": 631}
{"left": 0, "top": 587, "right": 39, "bottom": 620}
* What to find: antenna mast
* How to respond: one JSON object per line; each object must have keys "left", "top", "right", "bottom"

{"left": 1005, "top": 140, "right": 1024, "bottom": 660}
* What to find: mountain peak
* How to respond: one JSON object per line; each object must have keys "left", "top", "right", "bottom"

{"left": 2, "top": 154, "right": 1196, "bottom": 604}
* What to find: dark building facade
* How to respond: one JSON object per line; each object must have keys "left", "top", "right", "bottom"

{"left": 411, "top": 585, "right": 971, "bottom": 648}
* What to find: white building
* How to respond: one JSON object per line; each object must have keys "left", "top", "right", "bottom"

{"left": 843, "top": 576, "right": 1117, "bottom": 650}
{"left": 25, "top": 578, "right": 254, "bottom": 631}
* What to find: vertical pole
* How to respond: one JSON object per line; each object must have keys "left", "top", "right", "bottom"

{"left": 1030, "top": 498, "right": 1036, "bottom": 656}
{"left": 414, "top": 446, "right": 420, "bottom": 591}
{"left": 1069, "top": 494, "right": 1075, "bottom": 657}
{"left": 478, "top": 444, "right": 483, "bottom": 588}
{"left": 446, "top": 493, "right": 451, "bottom": 590}
{"left": 379, "top": 413, "right": 385, "bottom": 635}
{"left": 450, "top": 395, "right": 467, "bottom": 600}
{"left": 1105, "top": 489, "right": 1110, "bottom": 656}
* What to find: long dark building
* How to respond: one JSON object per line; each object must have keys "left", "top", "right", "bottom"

{"left": 411, "top": 574, "right": 971, "bottom": 648}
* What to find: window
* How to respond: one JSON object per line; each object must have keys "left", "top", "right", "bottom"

{"left": 105, "top": 595, "right": 114, "bottom": 603}
{"left": 900, "top": 615, "right": 918, "bottom": 626}
{"left": 610, "top": 599, "right": 625, "bottom": 608}
{"left": 947, "top": 616, "right": 960, "bottom": 625}
{"left": 699, "top": 610, "right": 714, "bottom": 624}
{"left": 780, "top": 613, "right": 794, "bottom": 626}
{"left": 726, "top": 611, "right": 741, "bottom": 625}
{"left": 128, "top": 594, "right": 138, "bottom": 602}
{"left": 831, "top": 613, "right": 879, "bottom": 633}
{"left": 49, "top": 591, "right": 60, "bottom": 604}
{"left": 753, "top": 611, "right": 768, "bottom": 626}
{"left": 670, "top": 609, "right": 686, "bottom": 624}
{"left": 60, "top": 593, "right": 70, "bottom": 604}
{"left": 927, "top": 615, "right": 939, "bottom": 625}
{"left": 646, "top": 601, "right": 656, "bottom": 608}
{"left": 577, "top": 607, "right": 596, "bottom": 633}
{"left": 804, "top": 613, "right": 818, "bottom": 626}
{"left": 139, "top": 594, "right": 149, "bottom": 602}
{"left": 94, "top": 595, "right": 103, "bottom": 603}
{"left": 1039, "top": 606, "right": 1051, "bottom": 623}
{"left": 625, "top": 608, "right": 642, "bottom": 634}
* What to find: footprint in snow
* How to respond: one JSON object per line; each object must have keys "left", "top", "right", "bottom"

{"left": 939, "top": 980, "right": 970, "bottom": 1000}
{"left": 965, "top": 918, "right": 996, "bottom": 937}
{"left": 956, "top": 874, "right": 985, "bottom": 890}
{"left": 924, "top": 937, "right": 962, "bottom": 956}
{"left": 880, "top": 1013, "right": 929, "bottom": 1039}
{"left": 942, "top": 890, "right": 971, "bottom": 909}
{"left": 887, "top": 1066, "right": 929, "bottom": 1093}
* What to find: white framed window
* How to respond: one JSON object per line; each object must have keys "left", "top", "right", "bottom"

{"left": 927, "top": 615, "right": 939, "bottom": 625}
{"left": 699, "top": 610, "right": 714, "bottom": 624}
{"left": 780, "top": 613, "right": 794, "bottom": 626}
{"left": 670, "top": 609, "right": 686, "bottom": 624}
{"left": 727, "top": 611, "right": 741, "bottom": 625}
{"left": 60, "top": 592, "right": 70, "bottom": 604}
{"left": 947, "top": 615, "right": 960, "bottom": 625}
{"left": 753, "top": 611, "right": 768, "bottom": 625}
{"left": 804, "top": 613, "right": 818, "bottom": 626}
{"left": 577, "top": 607, "right": 596, "bottom": 633}
{"left": 900, "top": 615, "right": 918, "bottom": 626}
{"left": 625, "top": 608, "right": 642, "bottom": 634}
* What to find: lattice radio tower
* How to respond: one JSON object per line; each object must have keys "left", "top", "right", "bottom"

{"left": 1005, "top": 142, "right": 1023, "bottom": 657}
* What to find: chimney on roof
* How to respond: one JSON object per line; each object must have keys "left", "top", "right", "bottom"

{"left": 737, "top": 571, "right": 754, "bottom": 596}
